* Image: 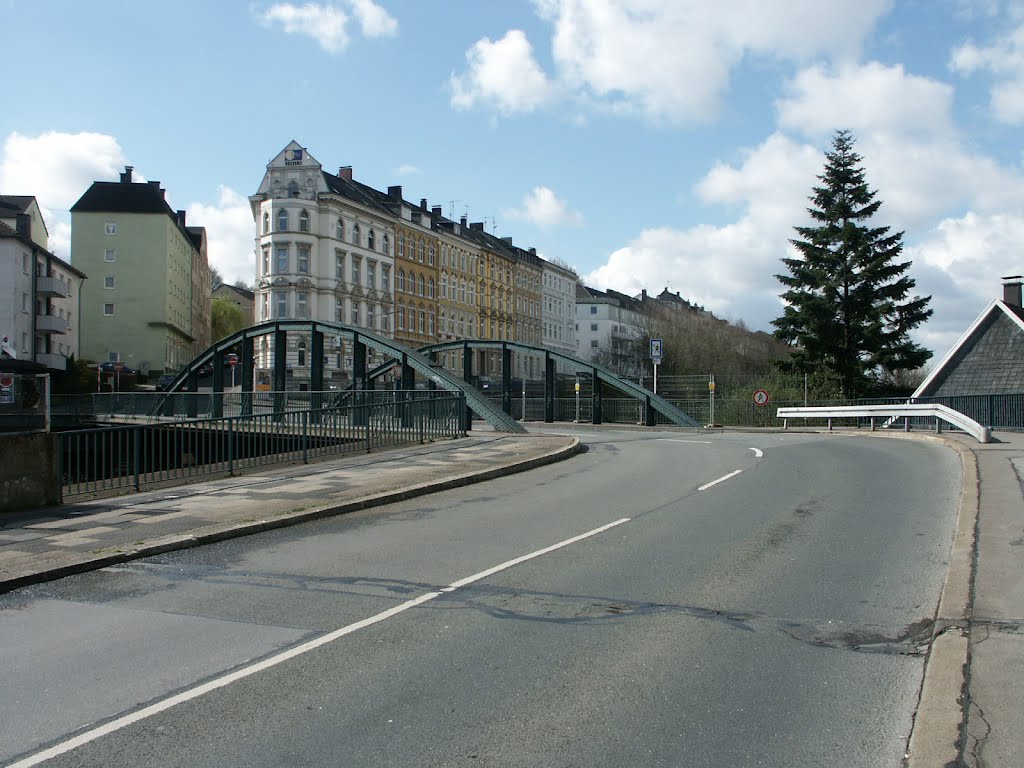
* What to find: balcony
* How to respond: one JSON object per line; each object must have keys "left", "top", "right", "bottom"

{"left": 35, "top": 352, "right": 67, "bottom": 371}
{"left": 35, "top": 276, "right": 69, "bottom": 298}
{"left": 36, "top": 314, "right": 68, "bottom": 334}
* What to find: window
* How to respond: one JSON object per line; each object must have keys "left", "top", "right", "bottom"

{"left": 274, "top": 291, "right": 287, "bottom": 318}
{"left": 382, "top": 234, "right": 389, "bottom": 255}
{"left": 277, "top": 209, "right": 288, "bottom": 231}
{"left": 397, "top": 269, "right": 405, "bottom": 292}
{"left": 382, "top": 265, "right": 390, "bottom": 292}
{"left": 398, "top": 236, "right": 405, "bottom": 257}
{"left": 351, "top": 302, "right": 360, "bottom": 325}
{"left": 419, "top": 310, "right": 426, "bottom": 334}
{"left": 105, "top": 222, "right": 117, "bottom": 235}
{"left": 418, "top": 275, "right": 425, "bottom": 297}
{"left": 441, "top": 273, "right": 448, "bottom": 299}
{"left": 381, "top": 308, "right": 390, "bottom": 331}
{"left": 367, "top": 305, "right": 376, "bottom": 329}
{"left": 104, "top": 249, "right": 116, "bottom": 262}
{"left": 299, "top": 210, "right": 310, "bottom": 232}
{"left": 297, "top": 292, "right": 309, "bottom": 318}
{"left": 418, "top": 243, "right": 425, "bottom": 263}
{"left": 428, "top": 312, "right": 435, "bottom": 336}
{"left": 397, "top": 305, "right": 405, "bottom": 330}
{"left": 287, "top": 180, "right": 300, "bottom": 198}
{"left": 351, "top": 257, "right": 361, "bottom": 285}
{"left": 104, "top": 276, "right": 115, "bottom": 289}
{"left": 297, "top": 341, "right": 307, "bottom": 366}
{"left": 367, "top": 261, "right": 376, "bottom": 290}
{"left": 297, "top": 245, "right": 310, "bottom": 274}
{"left": 336, "top": 251, "right": 344, "bottom": 280}
{"left": 336, "top": 218, "right": 344, "bottom": 239}
{"left": 335, "top": 298, "right": 344, "bottom": 323}
{"left": 263, "top": 212, "right": 269, "bottom": 234}
{"left": 263, "top": 294, "right": 270, "bottom": 320}
{"left": 276, "top": 245, "right": 288, "bottom": 273}
{"left": 428, "top": 245, "right": 435, "bottom": 265}
{"left": 590, "top": 323, "right": 598, "bottom": 331}
{"left": 590, "top": 306, "right": 597, "bottom": 314}
{"left": 22, "top": 254, "right": 29, "bottom": 274}
{"left": 104, "top": 303, "right": 115, "bottom": 316}
{"left": 352, "top": 223, "right": 360, "bottom": 246}
{"left": 428, "top": 278, "right": 435, "bottom": 298}
{"left": 262, "top": 246, "right": 270, "bottom": 275}
{"left": 368, "top": 229, "right": 375, "bottom": 250}
{"left": 590, "top": 340, "right": 599, "bottom": 348}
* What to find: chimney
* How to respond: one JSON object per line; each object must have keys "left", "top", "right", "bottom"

{"left": 529, "top": 248, "right": 536, "bottom": 255}
{"left": 642, "top": 289, "right": 647, "bottom": 300}
{"left": 176, "top": 210, "right": 186, "bottom": 228}
{"left": 339, "top": 166, "right": 353, "bottom": 181}
{"left": 420, "top": 198, "right": 428, "bottom": 210}
{"left": 148, "top": 180, "right": 164, "bottom": 198}
{"left": 1003, "top": 275, "right": 1023, "bottom": 308}
{"left": 387, "top": 185, "right": 403, "bottom": 201}
{"left": 470, "top": 222, "right": 484, "bottom": 231}
{"left": 460, "top": 215, "right": 468, "bottom": 227}
{"left": 431, "top": 205, "right": 443, "bottom": 217}
{"left": 120, "top": 166, "right": 134, "bottom": 184}
{"left": 501, "top": 236, "right": 513, "bottom": 245}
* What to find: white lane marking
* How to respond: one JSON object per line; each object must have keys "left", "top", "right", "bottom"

{"left": 10, "top": 518, "right": 632, "bottom": 768}
{"left": 447, "top": 518, "right": 631, "bottom": 590}
{"left": 698, "top": 470, "right": 743, "bottom": 491}
{"left": 749, "top": 447, "right": 763, "bottom": 458}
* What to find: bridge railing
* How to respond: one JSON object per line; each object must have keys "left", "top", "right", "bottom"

{"left": 58, "top": 391, "right": 466, "bottom": 499}
{"left": 776, "top": 403, "right": 992, "bottom": 444}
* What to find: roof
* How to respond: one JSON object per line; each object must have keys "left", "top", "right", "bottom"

{"left": 0, "top": 221, "right": 87, "bottom": 278}
{"left": 214, "top": 283, "right": 255, "bottom": 301}
{"left": 912, "top": 298, "right": 1024, "bottom": 398}
{"left": 0, "top": 195, "right": 36, "bottom": 216}
{"left": 70, "top": 180, "right": 176, "bottom": 216}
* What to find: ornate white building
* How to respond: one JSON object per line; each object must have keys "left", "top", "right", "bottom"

{"left": 250, "top": 142, "right": 396, "bottom": 386}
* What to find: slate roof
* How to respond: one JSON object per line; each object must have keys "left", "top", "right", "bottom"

{"left": 70, "top": 181, "right": 176, "bottom": 215}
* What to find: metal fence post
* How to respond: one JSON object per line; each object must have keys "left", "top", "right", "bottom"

{"left": 302, "top": 410, "right": 309, "bottom": 464}
{"left": 227, "top": 416, "right": 235, "bottom": 476}
{"left": 133, "top": 426, "right": 141, "bottom": 492}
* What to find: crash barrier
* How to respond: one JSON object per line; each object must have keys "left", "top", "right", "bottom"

{"left": 58, "top": 391, "right": 467, "bottom": 499}
{"left": 776, "top": 403, "right": 991, "bottom": 444}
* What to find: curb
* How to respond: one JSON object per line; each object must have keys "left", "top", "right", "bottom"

{"left": 0, "top": 437, "right": 582, "bottom": 595}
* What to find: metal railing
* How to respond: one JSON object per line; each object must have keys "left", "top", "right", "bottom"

{"left": 776, "top": 403, "right": 992, "bottom": 444}
{"left": 58, "top": 391, "right": 466, "bottom": 499}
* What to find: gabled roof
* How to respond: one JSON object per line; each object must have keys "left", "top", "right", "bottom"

{"left": 0, "top": 195, "right": 36, "bottom": 215}
{"left": 912, "top": 298, "right": 1024, "bottom": 398}
{"left": 0, "top": 221, "right": 87, "bottom": 278}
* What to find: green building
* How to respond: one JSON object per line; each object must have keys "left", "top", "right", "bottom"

{"left": 70, "top": 168, "right": 211, "bottom": 375}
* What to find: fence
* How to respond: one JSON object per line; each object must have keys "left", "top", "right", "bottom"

{"left": 0, "top": 373, "right": 50, "bottom": 432}
{"left": 58, "top": 390, "right": 466, "bottom": 499}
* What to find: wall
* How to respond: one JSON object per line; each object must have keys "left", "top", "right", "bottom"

{"left": 0, "top": 432, "right": 59, "bottom": 513}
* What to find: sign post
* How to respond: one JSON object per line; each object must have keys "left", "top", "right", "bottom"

{"left": 229, "top": 356, "right": 237, "bottom": 388}
{"left": 708, "top": 374, "right": 716, "bottom": 425}
{"left": 574, "top": 377, "right": 580, "bottom": 423}
{"left": 650, "top": 338, "right": 663, "bottom": 394}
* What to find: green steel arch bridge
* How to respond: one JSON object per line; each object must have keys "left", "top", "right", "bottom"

{"left": 162, "top": 321, "right": 699, "bottom": 432}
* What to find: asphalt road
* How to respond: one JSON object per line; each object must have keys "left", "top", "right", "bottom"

{"left": 1, "top": 429, "right": 962, "bottom": 767}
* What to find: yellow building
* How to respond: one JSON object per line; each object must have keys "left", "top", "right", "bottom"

{"left": 390, "top": 191, "right": 439, "bottom": 351}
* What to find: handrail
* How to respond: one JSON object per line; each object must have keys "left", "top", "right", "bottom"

{"left": 776, "top": 404, "right": 991, "bottom": 444}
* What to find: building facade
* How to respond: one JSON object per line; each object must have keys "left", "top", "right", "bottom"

{"left": 541, "top": 259, "right": 578, "bottom": 369}
{"left": 0, "top": 206, "right": 85, "bottom": 371}
{"left": 212, "top": 282, "right": 255, "bottom": 324}
{"left": 70, "top": 169, "right": 211, "bottom": 374}
{"left": 575, "top": 285, "right": 648, "bottom": 376}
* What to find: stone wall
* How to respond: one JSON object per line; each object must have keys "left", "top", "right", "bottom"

{"left": 0, "top": 432, "right": 59, "bottom": 513}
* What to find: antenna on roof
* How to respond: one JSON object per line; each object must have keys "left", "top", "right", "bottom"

{"left": 447, "top": 200, "right": 463, "bottom": 219}
{"left": 484, "top": 216, "right": 497, "bottom": 232}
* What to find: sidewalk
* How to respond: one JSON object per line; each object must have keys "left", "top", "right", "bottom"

{"left": 0, "top": 432, "right": 580, "bottom": 594}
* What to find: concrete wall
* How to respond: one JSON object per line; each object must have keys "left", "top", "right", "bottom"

{"left": 0, "top": 432, "right": 59, "bottom": 513}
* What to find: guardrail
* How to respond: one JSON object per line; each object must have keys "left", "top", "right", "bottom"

{"left": 776, "top": 404, "right": 992, "bottom": 444}
{"left": 58, "top": 391, "right": 467, "bottom": 499}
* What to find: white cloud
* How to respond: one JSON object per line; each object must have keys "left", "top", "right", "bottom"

{"left": 503, "top": 186, "right": 584, "bottom": 229}
{"left": 951, "top": 22, "right": 1024, "bottom": 124}
{"left": 453, "top": 0, "right": 892, "bottom": 121}
{"left": 393, "top": 164, "right": 422, "bottom": 176}
{"left": 450, "top": 29, "right": 556, "bottom": 115}
{"left": 0, "top": 130, "right": 128, "bottom": 259}
{"left": 254, "top": 1, "right": 396, "bottom": 54}
{"left": 187, "top": 186, "right": 257, "bottom": 288}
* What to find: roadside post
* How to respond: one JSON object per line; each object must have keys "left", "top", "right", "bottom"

{"left": 650, "top": 338, "right": 663, "bottom": 394}
{"left": 709, "top": 374, "right": 716, "bottom": 425}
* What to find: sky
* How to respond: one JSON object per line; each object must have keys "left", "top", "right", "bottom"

{"left": 3, "top": 0, "right": 1024, "bottom": 361}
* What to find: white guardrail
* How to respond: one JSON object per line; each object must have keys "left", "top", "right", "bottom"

{"left": 776, "top": 403, "right": 992, "bottom": 444}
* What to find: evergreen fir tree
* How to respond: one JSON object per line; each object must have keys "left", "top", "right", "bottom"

{"left": 772, "top": 130, "right": 933, "bottom": 398}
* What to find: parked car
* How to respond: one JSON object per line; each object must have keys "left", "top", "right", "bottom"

{"left": 154, "top": 373, "right": 177, "bottom": 391}
{"left": 98, "top": 361, "right": 139, "bottom": 375}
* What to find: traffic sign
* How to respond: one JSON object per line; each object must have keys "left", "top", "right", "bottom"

{"left": 650, "top": 338, "right": 663, "bottom": 363}
{"left": 753, "top": 388, "right": 770, "bottom": 406}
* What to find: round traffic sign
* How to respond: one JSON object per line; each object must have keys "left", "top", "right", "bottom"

{"left": 0, "top": 375, "right": 13, "bottom": 387}
{"left": 753, "top": 388, "right": 770, "bottom": 406}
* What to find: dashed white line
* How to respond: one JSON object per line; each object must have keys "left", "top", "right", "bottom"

{"left": 698, "top": 469, "right": 743, "bottom": 491}
{"left": 8, "top": 517, "right": 632, "bottom": 768}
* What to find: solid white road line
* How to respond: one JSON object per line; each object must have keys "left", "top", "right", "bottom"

{"left": 9, "top": 518, "right": 633, "bottom": 768}
{"left": 749, "top": 447, "right": 764, "bottom": 458}
{"left": 698, "top": 470, "right": 743, "bottom": 491}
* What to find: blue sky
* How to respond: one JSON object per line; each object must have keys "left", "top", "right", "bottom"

{"left": 3, "top": 0, "right": 1024, "bottom": 360}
